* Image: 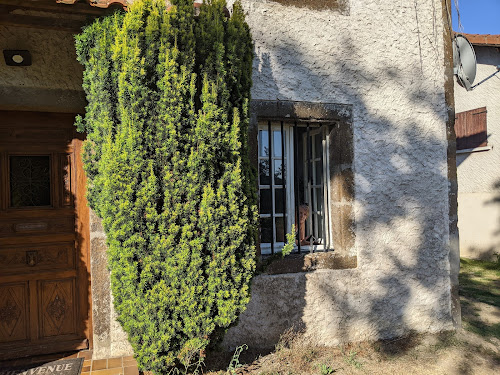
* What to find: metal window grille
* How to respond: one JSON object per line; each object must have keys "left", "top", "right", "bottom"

{"left": 258, "top": 121, "right": 333, "bottom": 255}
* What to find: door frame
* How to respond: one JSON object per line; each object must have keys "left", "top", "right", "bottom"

{"left": 0, "top": 111, "right": 92, "bottom": 359}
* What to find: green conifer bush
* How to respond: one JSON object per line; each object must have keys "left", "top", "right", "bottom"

{"left": 75, "top": 1, "right": 256, "bottom": 372}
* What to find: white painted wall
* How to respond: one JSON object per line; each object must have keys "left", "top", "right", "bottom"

{"left": 224, "top": 0, "right": 455, "bottom": 348}
{"left": 455, "top": 45, "right": 500, "bottom": 260}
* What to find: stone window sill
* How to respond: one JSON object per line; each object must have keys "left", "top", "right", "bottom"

{"left": 456, "top": 145, "right": 492, "bottom": 154}
{"left": 261, "top": 252, "right": 357, "bottom": 275}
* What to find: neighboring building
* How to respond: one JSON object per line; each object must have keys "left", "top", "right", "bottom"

{"left": 454, "top": 33, "right": 500, "bottom": 261}
{"left": 0, "top": 0, "right": 459, "bottom": 360}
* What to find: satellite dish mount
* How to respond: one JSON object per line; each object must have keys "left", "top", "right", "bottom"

{"left": 453, "top": 34, "right": 500, "bottom": 91}
{"left": 453, "top": 34, "right": 477, "bottom": 91}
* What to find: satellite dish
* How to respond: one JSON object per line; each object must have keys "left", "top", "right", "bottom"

{"left": 453, "top": 35, "right": 477, "bottom": 91}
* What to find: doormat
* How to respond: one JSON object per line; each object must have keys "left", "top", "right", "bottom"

{"left": 0, "top": 358, "right": 83, "bottom": 375}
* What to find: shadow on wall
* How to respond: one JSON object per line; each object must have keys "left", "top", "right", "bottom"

{"left": 455, "top": 134, "right": 491, "bottom": 168}
{"left": 459, "top": 245, "right": 498, "bottom": 262}
{"left": 483, "top": 180, "right": 500, "bottom": 261}
{"left": 223, "top": 18, "right": 457, "bottom": 356}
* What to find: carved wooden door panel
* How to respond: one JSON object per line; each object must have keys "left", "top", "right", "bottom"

{"left": 0, "top": 111, "right": 90, "bottom": 360}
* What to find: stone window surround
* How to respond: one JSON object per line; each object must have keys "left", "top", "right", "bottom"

{"left": 264, "top": 0, "right": 350, "bottom": 14}
{"left": 249, "top": 100, "right": 356, "bottom": 271}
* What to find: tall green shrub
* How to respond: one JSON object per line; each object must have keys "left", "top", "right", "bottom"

{"left": 75, "top": 1, "right": 256, "bottom": 372}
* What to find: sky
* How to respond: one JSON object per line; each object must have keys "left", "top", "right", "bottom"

{"left": 452, "top": 0, "right": 500, "bottom": 35}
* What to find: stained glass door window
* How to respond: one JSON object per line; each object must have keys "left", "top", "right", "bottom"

{"left": 10, "top": 156, "right": 51, "bottom": 207}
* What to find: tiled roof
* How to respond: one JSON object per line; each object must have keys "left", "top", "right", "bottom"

{"left": 457, "top": 33, "right": 500, "bottom": 47}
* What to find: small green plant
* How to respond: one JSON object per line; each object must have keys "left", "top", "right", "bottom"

{"left": 166, "top": 342, "right": 205, "bottom": 375}
{"left": 167, "top": 358, "right": 203, "bottom": 375}
{"left": 343, "top": 350, "right": 362, "bottom": 369}
{"left": 318, "top": 363, "right": 336, "bottom": 374}
{"left": 226, "top": 344, "right": 248, "bottom": 374}
{"left": 281, "top": 224, "right": 296, "bottom": 257}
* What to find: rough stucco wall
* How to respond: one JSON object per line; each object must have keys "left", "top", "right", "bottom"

{"left": 223, "top": 0, "right": 454, "bottom": 348}
{"left": 90, "top": 210, "right": 134, "bottom": 359}
{"left": 1, "top": 0, "right": 455, "bottom": 354}
{"left": 0, "top": 26, "right": 85, "bottom": 112}
{"left": 454, "top": 46, "right": 500, "bottom": 259}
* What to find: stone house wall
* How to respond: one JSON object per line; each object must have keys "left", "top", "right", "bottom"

{"left": 89, "top": 211, "right": 134, "bottom": 359}
{"left": 0, "top": 0, "right": 460, "bottom": 358}
{"left": 222, "top": 0, "right": 458, "bottom": 349}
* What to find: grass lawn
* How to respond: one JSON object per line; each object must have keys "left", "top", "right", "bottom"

{"left": 459, "top": 258, "right": 500, "bottom": 341}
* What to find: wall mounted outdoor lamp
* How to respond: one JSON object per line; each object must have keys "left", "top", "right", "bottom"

{"left": 3, "top": 50, "right": 32, "bottom": 66}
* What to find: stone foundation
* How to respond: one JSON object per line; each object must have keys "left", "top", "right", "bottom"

{"left": 90, "top": 210, "right": 133, "bottom": 360}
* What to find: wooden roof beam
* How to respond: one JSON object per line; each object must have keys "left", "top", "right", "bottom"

{"left": 57, "top": 0, "right": 128, "bottom": 9}
{"left": 0, "top": 8, "right": 86, "bottom": 32}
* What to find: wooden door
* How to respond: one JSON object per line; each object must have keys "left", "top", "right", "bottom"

{"left": 0, "top": 111, "right": 90, "bottom": 360}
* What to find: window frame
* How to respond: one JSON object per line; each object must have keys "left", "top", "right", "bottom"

{"left": 249, "top": 100, "right": 354, "bottom": 259}
{"left": 302, "top": 126, "right": 333, "bottom": 249}
{"left": 258, "top": 122, "right": 294, "bottom": 251}
{"left": 257, "top": 120, "right": 334, "bottom": 255}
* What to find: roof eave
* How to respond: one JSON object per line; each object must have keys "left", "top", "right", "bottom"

{"left": 56, "top": 0, "right": 128, "bottom": 9}
{"left": 456, "top": 32, "right": 500, "bottom": 48}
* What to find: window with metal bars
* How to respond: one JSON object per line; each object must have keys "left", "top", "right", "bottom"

{"left": 258, "top": 120, "right": 333, "bottom": 255}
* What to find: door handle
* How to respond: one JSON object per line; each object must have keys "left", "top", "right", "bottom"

{"left": 26, "top": 251, "right": 37, "bottom": 267}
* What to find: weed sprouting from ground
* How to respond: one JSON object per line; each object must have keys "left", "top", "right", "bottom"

{"left": 342, "top": 349, "right": 362, "bottom": 369}
{"left": 318, "top": 363, "right": 337, "bottom": 374}
{"left": 166, "top": 353, "right": 204, "bottom": 375}
{"left": 226, "top": 344, "right": 248, "bottom": 374}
